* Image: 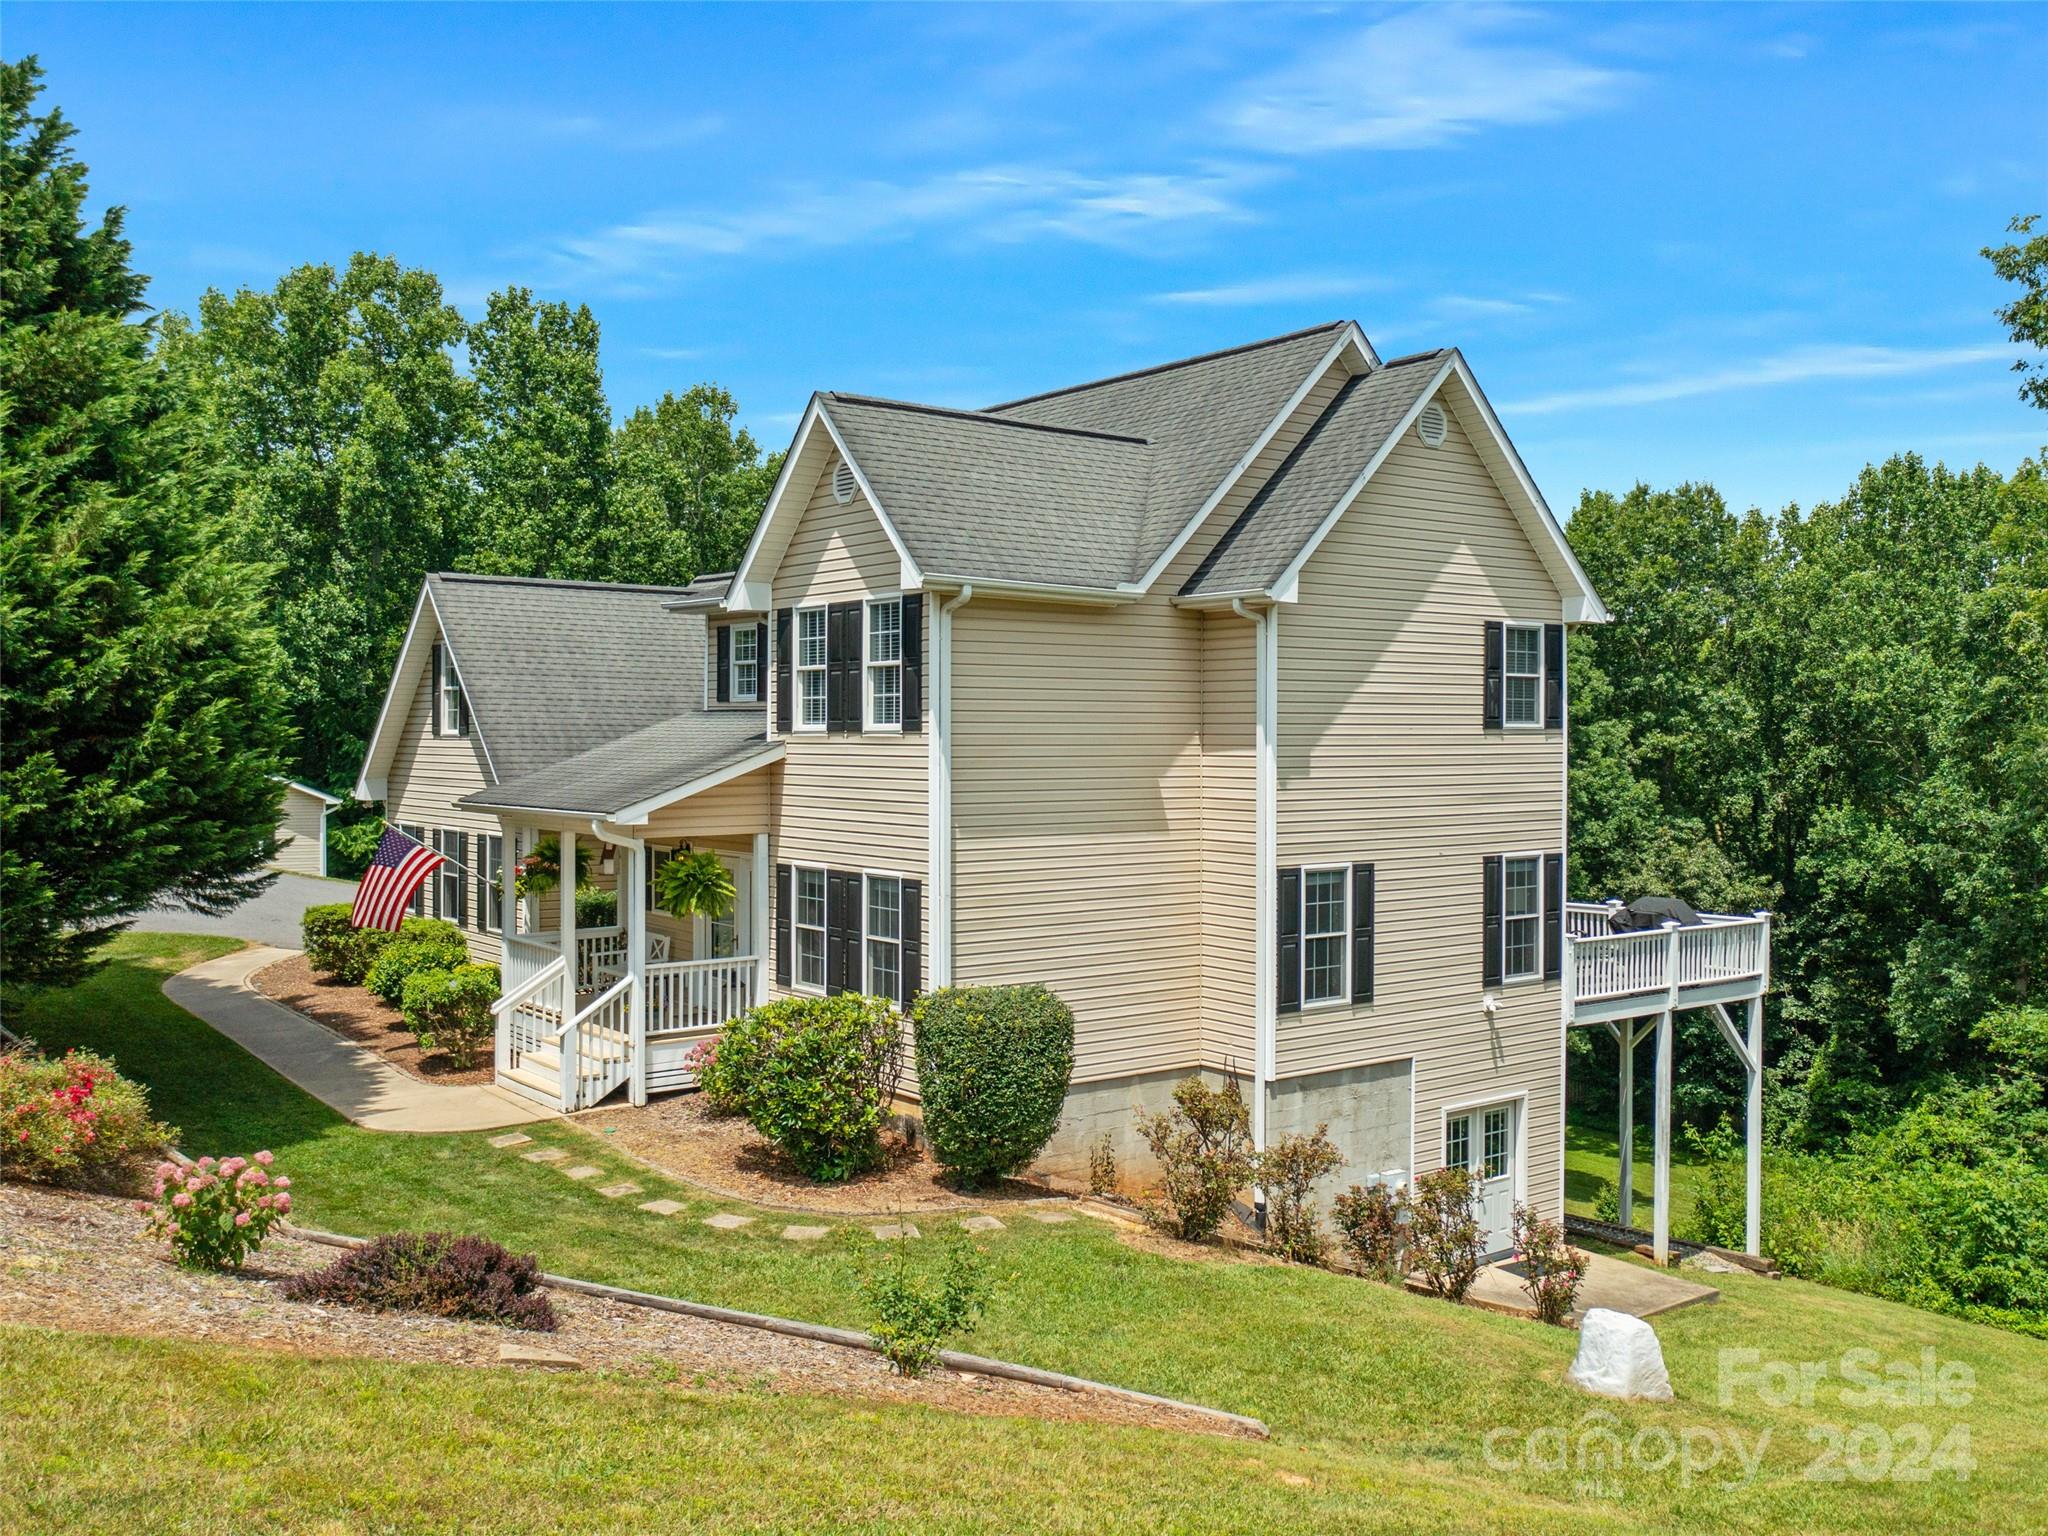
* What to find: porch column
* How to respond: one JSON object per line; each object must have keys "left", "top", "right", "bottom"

{"left": 559, "top": 827, "right": 578, "bottom": 988}
{"left": 1652, "top": 1008, "right": 1674, "bottom": 1265}
{"left": 625, "top": 840, "right": 647, "bottom": 1107}
{"left": 1615, "top": 1021, "right": 1635, "bottom": 1228}
{"left": 1745, "top": 995, "right": 1764, "bottom": 1255}
{"left": 751, "top": 831, "right": 770, "bottom": 1004}
{"left": 500, "top": 821, "right": 519, "bottom": 941}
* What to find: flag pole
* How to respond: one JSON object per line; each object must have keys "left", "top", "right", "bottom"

{"left": 375, "top": 817, "right": 481, "bottom": 879}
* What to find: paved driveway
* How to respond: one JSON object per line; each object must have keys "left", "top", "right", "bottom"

{"left": 137, "top": 870, "right": 359, "bottom": 949}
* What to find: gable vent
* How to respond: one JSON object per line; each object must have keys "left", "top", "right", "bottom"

{"left": 1416, "top": 401, "right": 1448, "bottom": 447}
{"left": 832, "top": 461, "right": 857, "bottom": 504}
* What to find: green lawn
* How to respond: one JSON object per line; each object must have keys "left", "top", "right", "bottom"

{"left": 1564, "top": 1118, "right": 1714, "bottom": 1235}
{"left": 5, "top": 933, "right": 2042, "bottom": 1535}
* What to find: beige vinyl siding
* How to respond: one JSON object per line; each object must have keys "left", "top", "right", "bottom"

{"left": 382, "top": 628, "right": 507, "bottom": 962}
{"left": 273, "top": 788, "right": 328, "bottom": 877}
{"left": 1274, "top": 407, "right": 1566, "bottom": 1211}
{"left": 768, "top": 461, "right": 926, "bottom": 1000}
{"left": 951, "top": 595, "right": 1206, "bottom": 1082}
{"left": 1198, "top": 612, "right": 1256, "bottom": 1071}
{"left": 641, "top": 785, "right": 774, "bottom": 965}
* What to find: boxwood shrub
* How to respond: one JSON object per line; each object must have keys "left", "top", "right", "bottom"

{"left": 302, "top": 904, "right": 464, "bottom": 988}
{"left": 365, "top": 937, "right": 472, "bottom": 1009}
{"left": 714, "top": 994, "right": 904, "bottom": 1181}
{"left": 913, "top": 984, "right": 1075, "bottom": 1186}
{"left": 402, "top": 963, "right": 502, "bottom": 1068}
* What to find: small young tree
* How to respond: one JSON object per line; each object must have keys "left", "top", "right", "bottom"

{"left": 1409, "top": 1167, "right": 1484, "bottom": 1302}
{"left": 1136, "top": 1076, "right": 1254, "bottom": 1242}
{"left": 1255, "top": 1126, "right": 1345, "bottom": 1263}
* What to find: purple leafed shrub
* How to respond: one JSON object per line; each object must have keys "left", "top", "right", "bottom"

{"left": 283, "top": 1231, "right": 558, "bottom": 1331}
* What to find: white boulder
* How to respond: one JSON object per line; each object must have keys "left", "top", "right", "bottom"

{"left": 1566, "top": 1308, "right": 1674, "bottom": 1401}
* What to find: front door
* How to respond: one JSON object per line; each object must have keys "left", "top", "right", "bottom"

{"left": 1444, "top": 1101, "right": 1519, "bottom": 1257}
{"left": 695, "top": 853, "right": 752, "bottom": 959}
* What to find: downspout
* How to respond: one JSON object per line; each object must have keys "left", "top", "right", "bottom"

{"left": 1233, "top": 598, "right": 1276, "bottom": 1178}
{"left": 931, "top": 585, "right": 974, "bottom": 987}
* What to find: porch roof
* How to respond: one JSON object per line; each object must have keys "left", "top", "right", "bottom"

{"left": 458, "top": 713, "right": 774, "bottom": 821}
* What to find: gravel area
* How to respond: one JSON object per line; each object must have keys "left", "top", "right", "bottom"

{"left": 0, "top": 1181, "right": 1250, "bottom": 1438}
{"left": 577, "top": 1092, "right": 1057, "bottom": 1215}
{"left": 251, "top": 953, "right": 493, "bottom": 1086}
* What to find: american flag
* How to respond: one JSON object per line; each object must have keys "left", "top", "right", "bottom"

{"left": 351, "top": 827, "right": 445, "bottom": 932}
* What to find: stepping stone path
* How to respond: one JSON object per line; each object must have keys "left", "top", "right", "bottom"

{"left": 597, "top": 1183, "right": 642, "bottom": 1199}
{"left": 781, "top": 1225, "right": 830, "bottom": 1242}
{"left": 562, "top": 1165, "right": 601, "bottom": 1181}
{"left": 703, "top": 1213, "right": 754, "bottom": 1231}
{"left": 1028, "top": 1209, "right": 1075, "bottom": 1224}
{"left": 523, "top": 1148, "right": 568, "bottom": 1164}
{"left": 499, "top": 1343, "right": 583, "bottom": 1369}
{"left": 959, "top": 1215, "right": 1005, "bottom": 1233}
{"left": 638, "top": 1199, "right": 686, "bottom": 1216}
{"left": 489, "top": 1132, "right": 532, "bottom": 1149}
{"left": 871, "top": 1223, "right": 919, "bottom": 1241}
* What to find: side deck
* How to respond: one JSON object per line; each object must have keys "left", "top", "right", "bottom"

{"left": 1565, "top": 902, "right": 1770, "bottom": 1024}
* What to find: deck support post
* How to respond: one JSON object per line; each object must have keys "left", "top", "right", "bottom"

{"left": 624, "top": 839, "right": 647, "bottom": 1107}
{"left": 1744, "top": 994, "right": 1763, "bottom": 1255}
{"left": 1616, "top": 1022, "right": 1635, "bottom": 1228}
{"left": 1653, "top": 1008, "right": 1674, "bottom": 1265}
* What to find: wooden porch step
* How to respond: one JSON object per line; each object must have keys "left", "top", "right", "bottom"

{"left": 497, "top": 1063, "right": 562, "bottom": 1108}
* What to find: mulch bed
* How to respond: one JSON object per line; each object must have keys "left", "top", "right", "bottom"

{"left": 251, "top": 953, "right": 493, "bottom": 1086}
{"left": 0, "top": 1180, "right": 1252, "bottom": 1438}
{"left": 576, "top": 1092, "right": 1058, "bottom": 1216}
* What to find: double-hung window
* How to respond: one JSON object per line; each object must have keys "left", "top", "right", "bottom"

{"left": 1302, "top": 867, "right": 1350, "bottom": 1006}
{"left": 730, "top": 625, "right": 759, "bottom": 702}
{"left": 1503, "top": 624, "right": 1542, "bottom": 727}
{"left": 793, "top": 865, "right": 827, "bottom": 991}
{"left": 402, "top": 824, "right": 427, "bottom": 916}
{"left": 796, "top": 608, "right": 828, "bottom": 730}
{"left": 481, "top": 834, "right": 504, "bottom": 934}
{"left": 1502, "top": 855, "right": 1541, "bottom": 980}
{"left": 437, "top": 829, "right": 465, "bottom": 923}
{"left": 437, "top": 647, "right": 466, "bottom": 737}
{"left": 865, "top": 600, "right": 903, "bottom": 729}
{"left": 864, "top": 874, "right": 902, "bottom": 998}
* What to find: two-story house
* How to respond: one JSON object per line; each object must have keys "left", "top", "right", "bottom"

{"left": 356, "top": 322, "right": 1773, "bottom": 1257}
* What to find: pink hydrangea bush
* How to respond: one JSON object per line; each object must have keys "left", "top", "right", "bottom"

{"left": 138, "top": 1152, "right": 292, "bottom": 1270}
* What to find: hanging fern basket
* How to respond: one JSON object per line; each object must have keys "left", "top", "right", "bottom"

{"left": 653, "top": 848, "right": 736, "bottom": 922}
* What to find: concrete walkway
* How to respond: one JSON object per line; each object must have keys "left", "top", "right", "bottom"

{"left": 164, "top": 946, "right": 556, "bottom": 1133}
{"left": 1459, "top": 1250, "right": 1718, "bottom": 1322}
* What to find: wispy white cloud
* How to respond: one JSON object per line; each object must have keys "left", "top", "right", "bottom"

{"left": 1506, "top": 343, "right": 2012, "bottom": 416}
{"left": 433, "top": 106, "right": 723, "bottom": 153}
{"left": 1150, "top": 271, "right": 1390, "bottom": 307}
{"left": 553, "top": 163, "right": 1266, "bottom": 285}
{"left": 639, "top": 345, "right": 708, "bottom": 361}
{"left": 1221, "top": 6, "right": 1634, "bottom": 153}
{"left": 1430, "top": 291, "right": 1567, "bottom": 319}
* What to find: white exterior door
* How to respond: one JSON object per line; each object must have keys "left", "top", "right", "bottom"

{"left": 695, "top": 853, "right": 752, "bottom": 959}
{"left": 1444, "top": 1101, "right": 1519, "bottom": 1256}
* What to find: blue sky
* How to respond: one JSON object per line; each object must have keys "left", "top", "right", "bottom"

{"left": 14, "top": 2, "right": 2046, "bottom": 514}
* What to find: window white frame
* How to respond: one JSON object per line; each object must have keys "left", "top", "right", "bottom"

{"left": 1503, "top": 622, "right": 1543, "bottom": 728}
{"left": 791, "top": 863, "right": 827, "bottom": 993}
{"left": 437, "top": 829, "right": 464, "bottom": 922}
{"left": 1300, "top": 863, "right": 1351, "bottom": 1008}
{"left": 402, "top": 824, "right": 427, "bottom": 916}
{"left": 863, "top": 597, "right": 903, "bottom": 733}
{"left": 481, "top": 833, "right": 504, "bottom": 934}
{"left": 795, "top": 607, "right": 828, "bottom": 732}
{"left": 437, "top": 647, "right": 465, "bottom": 737}
{"left": 1500, "top": 852, "right": 1543, "bottom": 982}
{"left": 729, "top": 624, "right": 759, "bottom": 704}
{"left": 862, "top": 870, "right": 903, "bottom": 999}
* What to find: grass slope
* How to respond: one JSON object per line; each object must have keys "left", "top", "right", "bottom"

{"left": 5, "top": 935, "right": 2041, "bottom": 1534}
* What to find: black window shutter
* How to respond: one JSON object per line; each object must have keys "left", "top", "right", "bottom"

{"left": 900, "top": 878, "right": 922, "bottom": 1007}
{"left": 754, "top": 622, "right": 768, "bottom": 701}
{"left": 716, "top": 625, "right": 732, "bottom": 703}
{"left": 824, "top": 604, "right": 848, "bottom": 733}
{"left": 474, "top": 838, "right": 487, "bottom": 932}
{"left": 1544, "top": 623, "right": 1565, "bottom": 729}
{"left": 1542, "top": 853, "right": 1564, "bottom": 981}
{"left": 427, "top": 827, "right": 441, "bottom": 918}
{"left": 431, "top": 644, "right": 444, "bottom": 734}
{"left": 454, "top": 667, "right": 467, "bottom": 737}
{"left": 1351, "top": 863, "right": 1375, "bottom": 1005}
{"left": 775, "top": 609, "right": 794, "bottom": 734}
{"left": 1483, "top": 622, "right": 1504, "bottom": 730}
{"left": 825, "top": 870, "right": 858, "bottom": 994}
{"left": 774, "top": 863, "right": 792, "bottom": 987}
{"left": 840, "top": 601, "right": 865, "bottom": 733}
{"left": 901, "top": 594, "right": 923, "bottom": 733}
{"left": 1277, "top": 866, "right": 1302, "bottom": 1015}
{"left": 1482, "top": 855, "right": 1504, "bottom": 988}
{"left": 454, "top": 833, "right": 469, "bottom": 927}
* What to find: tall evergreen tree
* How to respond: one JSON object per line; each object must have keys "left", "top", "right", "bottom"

{"left": 1, "top": 57, "right": 290, "bottom": 986}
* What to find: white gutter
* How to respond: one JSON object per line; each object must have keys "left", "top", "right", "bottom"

{"left": 929, "top": 584, "right": 974, "bottom": 987}
{"left": 1233, "top": 597, "right": 1277, "bottom": 1171}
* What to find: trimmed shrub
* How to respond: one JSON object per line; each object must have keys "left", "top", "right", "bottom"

{"left": 283, "top": 1231, "right": 557, "bottom": 1331}
{"left": 140, "top": 1152, "right": 290, "bottom": 1270}
{"left": 1136, "top": 1076, "right": 1254, "bottom": 1242}
{"left": 1511, "top": 1203, "right": 1587, "bottom": 1326}
{"left": 302, "top": 907, "right": 461, "bottom": 985}
{"left": 574, "top": 885, "right": 617, "bottom": 929}
{"left": 861, "top": 1237, "right": 991, "bottom": 1376}
{"left": 1410, "top": 1167, "right": 1484, "bottom": 1302}
{"left": 717, "top": 995, "right": 904, "bottom": 1181}
{"left": 398, "top": 916, "right": 464, "bottom": 946}
{"left": 684, "top": 1037, "right": 745, "bottom": 1115}
{"left": 366, "top": 937, "right": 470, "bottom": 1008}
{"left": 1333, "top": 1182, "right": 1410, "bottom": 1283}
{"left": 1, "top": 1047, "right": 176, "bottom": 1188}
{"left": 912, "top": 984, "right": 1075, "bottom": 1186}
{"left": 402, "top": 964, "right": 501, "bottom": 1068}
{"left": 1254, "top": 1125, "right": 1345, "bottom": 1263}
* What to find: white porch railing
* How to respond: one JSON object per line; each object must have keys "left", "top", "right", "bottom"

{"left": 559, "top": 974, "right": 635, "bottom": 1110}
{"left": 646, "top": 955, "right": 757, "bottom": 1035}
{"left": 491, "top": 954, "right": 568, "bottom": 1078}
{"left": 1565, "top": 903, "right": 1770, "bottom": 1008}
{"left": 517, "top": 927, "right": 672, "bottom": 991}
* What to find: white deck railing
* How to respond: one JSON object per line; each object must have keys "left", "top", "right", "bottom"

{"left": 1565, "top": 904, "right": 1770, "bottom": 1008}
{"left": 514, "top": 927, "right": 672, "bottom": 991}
{"left": 646, "top": 955, "right": 757, "bottom": 1035}
{"left": 492, "top": 954, "right": 567, "bottom": 1077}
{"left": 560, "top": 974, "right": 635, "bottom": 1110}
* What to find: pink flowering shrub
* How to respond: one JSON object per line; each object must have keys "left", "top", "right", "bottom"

{"left": 0, "top": 1046, "right": 175, "bottom": 1189}
{"left": 139, "top": 1152, "right": 292, "bottom": 1270}
{"left": 1511, "top": 1203, "right": 1589, "bottom": 1326}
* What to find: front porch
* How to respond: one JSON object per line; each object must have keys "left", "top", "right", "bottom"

{"left": 1564, "top": 900, "right": 1772, "bottom": 1267}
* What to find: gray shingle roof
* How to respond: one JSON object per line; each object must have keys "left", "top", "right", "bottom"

{"left": 459, "top": 714, "right": 771, "bottom": 818}
{"left": 427, "top": 573, "right": 708, "bottom": 783}
{"left": 1179, "top": 355, "right": 1445, "bottom": 598}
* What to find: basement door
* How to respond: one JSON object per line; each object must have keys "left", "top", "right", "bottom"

{"left": 1444, "top": 1101, "right": 1519, "bottom": 1258}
